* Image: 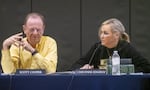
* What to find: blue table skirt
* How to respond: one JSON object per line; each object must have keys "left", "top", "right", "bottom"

{"left": 0, "top": 73, "right": 150, "bottom": 90}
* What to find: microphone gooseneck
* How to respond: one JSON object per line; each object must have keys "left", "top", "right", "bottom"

{"left": 88, "top": 44, "right": 100, "bottom": 65}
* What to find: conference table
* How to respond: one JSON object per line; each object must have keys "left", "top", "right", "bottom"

{"left": 0, "top": 71, "right": 150, "bottom": 90}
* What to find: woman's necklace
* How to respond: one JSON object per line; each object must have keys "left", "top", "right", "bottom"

{"left": 106, "top": 41, "right": 119, "bottom": 61}
{"left": 106, "top": 48, "right": 112, "bottom": 60}
{"left": 106, "top": 47, "right": 117, "bottom": 60}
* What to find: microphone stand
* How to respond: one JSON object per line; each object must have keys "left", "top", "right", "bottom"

{"left": 88, "top": 44, "right": 100, "bottom": 65}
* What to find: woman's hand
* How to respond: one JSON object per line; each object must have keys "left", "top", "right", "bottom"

{"left": 80, "top": 64, "right": 94, "bottom": 69}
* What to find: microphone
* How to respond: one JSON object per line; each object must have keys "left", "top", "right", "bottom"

{"left": 18, "top": 32, "right": 25, "bottom": 68}
{"left": 88, "top": 43, "right": 100, "bottom": 65}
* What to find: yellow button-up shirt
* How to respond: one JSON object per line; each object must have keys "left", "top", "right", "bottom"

{"left": 1, "top": 36, "right": 57, "bottom": 74}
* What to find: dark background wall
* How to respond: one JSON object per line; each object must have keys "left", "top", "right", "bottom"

{"left": 0, "top": 0, "right": 150, "bottom": 72}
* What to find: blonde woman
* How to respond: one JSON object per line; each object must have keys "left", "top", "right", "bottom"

{"left": 72, "top": 18, "right": 150, "bottom": 73}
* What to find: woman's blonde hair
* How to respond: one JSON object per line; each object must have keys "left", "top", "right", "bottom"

{"left": 99, "top": 18, "right": 130, "bottom": 42}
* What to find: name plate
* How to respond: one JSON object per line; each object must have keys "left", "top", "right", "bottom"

{"left": 15, "top": 69, "right": 46, "bottom": 75}
{"left": 74, "top": 69, "right": 106, "bottom": 75}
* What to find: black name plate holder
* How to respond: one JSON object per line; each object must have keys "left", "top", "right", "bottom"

{"left": 15, "top": 69, "right": 46, "bottom": 75}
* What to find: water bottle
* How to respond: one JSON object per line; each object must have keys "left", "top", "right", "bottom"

{"left": 112, "top": 50, "right": 120, "bottom": 75}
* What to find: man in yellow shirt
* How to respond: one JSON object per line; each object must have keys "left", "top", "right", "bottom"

{"left": 1, "top": 12, "right": 57, "bottom": 74}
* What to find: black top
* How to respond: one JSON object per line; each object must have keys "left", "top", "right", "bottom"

{"left": 71, "top": 40, "right": 150, "bottom": 73}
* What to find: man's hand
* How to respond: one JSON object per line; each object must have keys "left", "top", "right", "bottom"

{"left": 2, "top": 32, "right": 23, "bottom": 50}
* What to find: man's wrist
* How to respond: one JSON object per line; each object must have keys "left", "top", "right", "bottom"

{"left": 31, "top": 50, "right": 38, "bottom": 56}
